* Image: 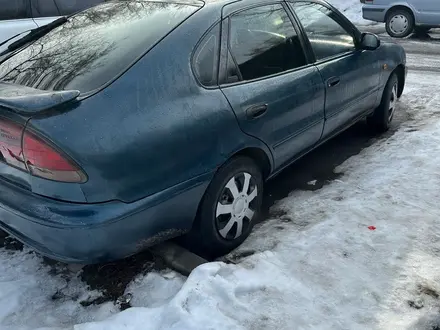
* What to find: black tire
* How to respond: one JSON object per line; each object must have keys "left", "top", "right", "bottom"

{"left": 414, "top": 26, "right": 431, "bottom": 35}
{"left": 188, "top": 156, "right": 264, "bottom": 259}
{"left": 386, "top": 9, "right": 414, "bottom": 38}
{"left": 367, "top": 73, "right": 399, "bottom": 133}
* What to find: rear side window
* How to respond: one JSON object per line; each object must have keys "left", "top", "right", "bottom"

{"left": 55, "top": 0, "right": 105, "bottom": 16}
{"left": 193, "top": 23, "right": 220, "bottom": 86}
{"left": 228, "top": 4, "right": 307, "bottom": 82}
{"left": 31, "top": 0, "right": 60, "bottom": 18}
{"left": 0, "top": 2, "right": 199, "bottom": 93}
{"left": 0, "top": 0, "right": 29, "bottom": 20}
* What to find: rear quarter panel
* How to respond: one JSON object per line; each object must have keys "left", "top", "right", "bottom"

{"left": 27, "top": 7, "right": 272, "bottom": 204}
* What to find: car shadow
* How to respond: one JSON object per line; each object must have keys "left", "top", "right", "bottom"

{"left": 261, "top": 119, "right": 401, "bottom": 219}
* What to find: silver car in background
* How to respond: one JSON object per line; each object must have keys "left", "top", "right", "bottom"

{"left": 361, "top": 0, "right": 440, "bottom": 38}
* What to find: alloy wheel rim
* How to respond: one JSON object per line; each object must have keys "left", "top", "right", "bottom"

{"left": 388, "top": 83, "right": 398, "bottom": 122}
{"left": 215, "top": 172, "right": 258, "bottom": 240}
{"left": 390, "top": 15, "right": 409, "bottom": 35}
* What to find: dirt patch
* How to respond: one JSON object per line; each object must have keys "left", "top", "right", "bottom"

{"left": 408, "top": 299, "right": 424, "bottom": 309}
{"left": 0, "top": 229, "right": 167, "bottom": 307}
{"left": 0, "top": 231, "right": 23, "bottom": 251}
{"left": 407, "top": 284, "right": 440, "bottom": 312}
{"left": 418, "top": 284, "right": 440, "bottom": 299}
{"left": 80, "top": 250, "right": 167, "bottom": 305}
{"left": 268, "top": 209, "right": 287, "bottom": 219}
{"left": 221, "top": 249, "right": 256, "bottom": 264}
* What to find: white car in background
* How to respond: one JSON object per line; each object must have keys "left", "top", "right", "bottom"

{"left": 1, "top": 0, "right": 106, "bottom": 46}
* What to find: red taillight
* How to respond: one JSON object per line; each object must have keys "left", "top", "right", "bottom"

{"left": 23, "top": 131, "right": 86, "bottom": 183}
{"left": 0, "top": 119, "right": 27, "bottom": 171}
{"left": 0, "top": 117, "right": 86, "bottom": 183}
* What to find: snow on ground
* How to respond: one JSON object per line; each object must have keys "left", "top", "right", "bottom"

{"left": 0, "top": 249, "right": 119, "bottom": 330}
{"left": 1, "top": 71, "right": 440, "bottom": 330}
{"left": 328, "top": 0, "right": 380, "bottom": 26}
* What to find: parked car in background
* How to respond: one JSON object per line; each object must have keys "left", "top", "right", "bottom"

{"left": 0, "top": 0, "right": 106, "bottom": 45}
{"left": 361, "top": 0, "right": 440, "bottom": 38}
{"left": 0, "top": 0, "right": 406, "bottom": 263}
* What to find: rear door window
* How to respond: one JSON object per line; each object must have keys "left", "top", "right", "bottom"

{"left": 0, "top": 0, "right": 29, "bottom": 20}
{"left": 0, "top": 2, "right": 200, "bottom": 93}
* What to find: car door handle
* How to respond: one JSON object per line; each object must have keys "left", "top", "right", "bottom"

{"left": 327, "top": 77, "right": 341, "bottom": 87}
{"left": 246, "top": 104, "right": 268, "bottom": 119}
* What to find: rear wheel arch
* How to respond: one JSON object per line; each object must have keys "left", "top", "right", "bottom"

{"left": 385, "top": 5, "right": 414, "bottom": 21}
{"left": 194, "top": 146, "right": 272, "bottom": 218}
{"left": 230, "top": 147, "right": 272, "bottom": 180}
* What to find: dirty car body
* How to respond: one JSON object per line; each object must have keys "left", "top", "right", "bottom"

{"left": 0, "top": 0, "right": 406, "bottom": 263}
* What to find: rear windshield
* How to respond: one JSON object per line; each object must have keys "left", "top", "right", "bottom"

{"left": 0, "top": 1, "right": 199, "bottom": 93}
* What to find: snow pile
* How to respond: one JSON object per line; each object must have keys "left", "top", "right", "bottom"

{"left": 328, "top": 0, "right": 379, "bottom": 26}
{"left": 1, "top": 71, "right": 440, "bottom": 330}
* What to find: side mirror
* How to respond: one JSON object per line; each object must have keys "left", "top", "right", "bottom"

{"left": 360, "top": 32, "right": 380, "bottom": 50}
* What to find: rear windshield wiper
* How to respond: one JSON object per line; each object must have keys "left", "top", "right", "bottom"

{"left": 0, "top": 17, "right": 67, "bottom": 56}
{"left": 0, "top": 29, "right": 33, "bottom": 49}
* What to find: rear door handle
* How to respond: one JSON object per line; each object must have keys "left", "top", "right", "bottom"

{"left": 327, "top": 77, "right": 340, "bottom": 87}
{"left": 246, "top": 104, "right": 268, "bottom": 119}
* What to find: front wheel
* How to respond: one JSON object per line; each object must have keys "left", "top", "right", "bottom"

{"left": 188, "top": 156, "right": 264, "bottom": 258}
{"left": 367, "top": 73, "right": 399, "bottom": 133}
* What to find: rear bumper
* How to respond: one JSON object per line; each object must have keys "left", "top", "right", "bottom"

{"left": 362, "top": 6, "right": 387, "bottom": 22}
{"left": 0, "top": 175, "right": 210, "bottom": 263}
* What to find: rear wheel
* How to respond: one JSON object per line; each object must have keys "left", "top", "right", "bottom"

{"left": 386, "top": 9, "right": 414, "bottom": 38}
{"left": 188, "top": 156, "right": 263, "bottom": 258}
{"left": 367, "top": 73, "right": 399, "bottom": 133}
